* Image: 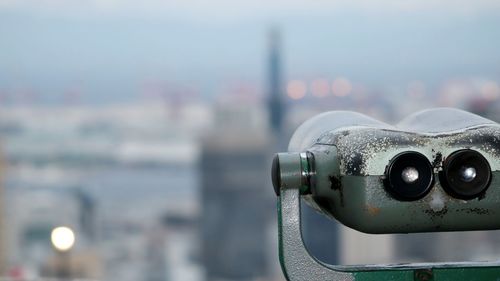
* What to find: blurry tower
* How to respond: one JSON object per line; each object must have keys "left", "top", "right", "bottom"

{"left": 268, "top": 28, "right": 285, "bottom": 136}
{"left": 267, "top": 27, "right": 340, "bottom": 264}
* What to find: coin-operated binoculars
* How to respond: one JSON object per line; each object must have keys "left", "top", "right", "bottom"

{"left": 272, "top": 108, "right": 500, "bottom": 281}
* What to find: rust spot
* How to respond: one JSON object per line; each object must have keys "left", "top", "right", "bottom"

{"left": 365, "top": 205, "right": 381, "bottom": 216}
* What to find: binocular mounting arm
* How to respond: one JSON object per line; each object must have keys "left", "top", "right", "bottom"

{"left": 278, "top": 184, "right": 354, "bottom": 281}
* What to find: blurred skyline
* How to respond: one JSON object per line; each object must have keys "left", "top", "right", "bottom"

{"left": 1, "top": 0, "right": 500, "bottom": 104}
{"left": 1, "top": 2, "right": 500, "bottom": 279}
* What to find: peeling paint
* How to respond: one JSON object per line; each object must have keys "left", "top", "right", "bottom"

{"left": 316, "top": 125, "right": 500, "bottom": 176}
{"left": 429, "top": 192, "right": 445, "bottom": 212}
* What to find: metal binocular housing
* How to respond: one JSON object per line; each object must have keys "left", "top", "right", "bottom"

{"left": 272, "top": 108, "right": 500, "bottom": 281}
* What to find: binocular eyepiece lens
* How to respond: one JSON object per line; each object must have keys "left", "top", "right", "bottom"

{"left": 401, "top": 167, "right": 419, "bottom": 184}
{"left": 384, "top": 152, "right": 434, "bottom": 201}
{"left": 459, "top": 166, "right": 476, "bottom": 182}
{"left": 439, "top": 149, "right": 491, "bottom": 199}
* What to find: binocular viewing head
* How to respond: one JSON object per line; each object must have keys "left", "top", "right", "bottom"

{"left": 272, "top": 108, "right": 500, "bottom": 234}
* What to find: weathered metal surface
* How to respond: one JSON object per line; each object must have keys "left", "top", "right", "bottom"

{"left": 296, "top": 136, "right": 500, "bottom": 233}
{"left": 315, "top": 125, "right": 500, "bottom": 177}
{"left": 273, "top": 152, "right": 312, "bottom": 196}
{"left": 275, "top": 108, "right": 500, "bottom": 280}
{"left": 278, "top": 186, "right": 354, "bottom": 281}
{"left": 285, "top": 108, "right": 500, "bottom": 233}
{"left": 311, "top": 172, "right": 500, "bottom": 233}
{"left": 278, "top": 182, "right": 500, "bottom": 280}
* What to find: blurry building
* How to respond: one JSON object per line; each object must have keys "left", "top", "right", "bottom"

{"left": 163, "top": 212, "right": 202, "bottom": 281}
{"left": 41, "top": 250, "right": 102, "bottom": 279}
{"left": 394, "top": 230, "right": 500, "bottom": 263}
{"left": 301, "top": 206, "right": 341, "bottom": 264}
{"left": 75, "top": 189, "right": 97, "bottom": 242}
{"left": 0, "top": 145, "right": 6, "bottom": 275}
{"left": 200, "top": 132, "right": 273, "bottom": 281}
{"left": 145, "top": 225, "right": 168, "bottom": 281}
{"left": 340, "top": 228, "right": 394, "bottom": 265}
{"left": 200, "top": 102, "right": 274, "bottom": 281}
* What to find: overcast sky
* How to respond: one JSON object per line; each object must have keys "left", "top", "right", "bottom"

{"left": 1, "top": 0, "right": 500, "bottom": 103}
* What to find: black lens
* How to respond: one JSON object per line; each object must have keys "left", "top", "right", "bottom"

{"left": 439, "top": 149, "right": 491, "bottom": 199}
{"left": 384, "top": 152, "right": 434, "bottom": 201}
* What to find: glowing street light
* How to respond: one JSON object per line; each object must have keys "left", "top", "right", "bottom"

{"left": 51, "top": 226, "right": 75, "bottom": 252}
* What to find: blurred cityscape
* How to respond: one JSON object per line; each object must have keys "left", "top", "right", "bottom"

{"left": 1, "top": 1, "right": 500, "bottom": 281}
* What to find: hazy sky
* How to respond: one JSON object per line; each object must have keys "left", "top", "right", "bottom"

{"left": 1, "top": 0, "right": 500, "bottom": 103}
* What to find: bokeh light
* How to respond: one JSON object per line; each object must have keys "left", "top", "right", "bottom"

{"left": 311, "top": 79, "right": 330, "bottom": 97}
{"left": 479, "top": 80, "right": 500, "bottom": 101}
{"left": 287, "top": 80, "right": 307, "bottom": 100}
{"left": 331, "top": 77, "right": 352, "bottom": 97}
{"left": 51, "top": 226, "right": 76, "bottom": 252}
